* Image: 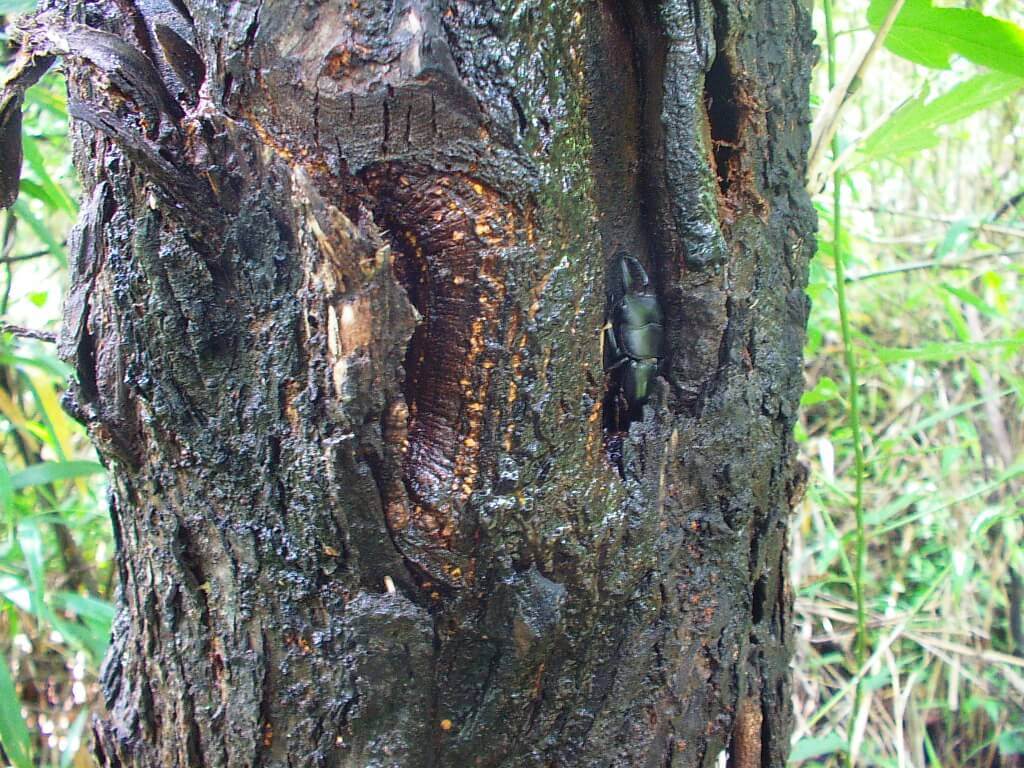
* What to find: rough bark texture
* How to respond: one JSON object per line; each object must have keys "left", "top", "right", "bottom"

{"left": 15, "top": 0, "right": 814, "bottom": 764}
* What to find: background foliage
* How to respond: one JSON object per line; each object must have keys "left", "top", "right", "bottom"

{"left": 0, "top": 1, "right": 1021, "bottom": 766}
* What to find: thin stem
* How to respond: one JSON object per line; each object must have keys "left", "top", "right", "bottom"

{"left": 822, "top": 0, "right": 869, "bottom": 764}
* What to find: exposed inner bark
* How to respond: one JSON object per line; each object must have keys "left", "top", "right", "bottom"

{"left": 361, "top": 164, "right": 528, "bottom": 588}
{"left": 1, "top": 0, "right": 817, "bottom": 765}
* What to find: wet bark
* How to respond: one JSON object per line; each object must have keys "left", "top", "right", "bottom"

{"left": 7, "top": 0, "right": 815, "bottom": 765}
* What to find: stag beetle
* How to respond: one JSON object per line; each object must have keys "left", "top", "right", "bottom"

{"left": 604, "top": 253, "right": 664, "bottom": 417}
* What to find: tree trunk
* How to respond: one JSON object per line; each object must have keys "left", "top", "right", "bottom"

{"left": 13, "top": 0, "right": 815, "bottom": 764}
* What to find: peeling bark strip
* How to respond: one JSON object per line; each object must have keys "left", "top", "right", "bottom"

{"left": 4, "top": 0, "right": 814, "bottom": 765}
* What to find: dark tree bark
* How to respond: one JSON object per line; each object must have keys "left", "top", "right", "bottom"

{"left": 5, "top": 0, "right": 815, "bottom": 764}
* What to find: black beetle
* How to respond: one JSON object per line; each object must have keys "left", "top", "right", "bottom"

{"left": 604, "top": 253, "right": 664, "bottom": 417}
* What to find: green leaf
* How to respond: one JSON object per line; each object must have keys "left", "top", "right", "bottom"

{"left": 789, "top": 732, "right": 847, "bottom": 763}
{"left": 0, "top": 351, "right": 74, "bottom": 379}
{"left": 22, "top": 78, "right": 68, "bottom": 118}
{"left": 801, "top": 376, "right": 840, "bottom": 407}
{"left": 11, "top": 198, "right": 66, "bottom": 263}
{"left": 859, "top": 72, "right": 1024, "bottom": 162}
{"left": 0, "top": 575, "right": 31, "bottom": 612}
{"left": 998, "top": 728, "right": 1024, "bottom": 756}
{"left": 54, "top": 591, "right": 115, "bottom": 626}
{"left": 17, "top": 521, "right": 45, "bottom": 617}
{"left": 0, "top": 0, "right": 37, "bottom": 13}
{"left": 940, "top": 283, "right": 1002, "bottom": 320}
{"left": 0, "top": 649, "right": 33, "bottom": 768}
{"left": 10, "top": 460, "right": 105, "bottom": 490}
{"left": 21, "top": 134, "right": 77, "bottom": 215}
{"left": 870, "top": 338, "right": 1024, "bottom": 363}
{"left": 0, "top": 457, "right": 12, "bottom": 517}
{"left": 868, "top": 0, "right": 1024, "bottom": 76}
{"left": 60, "top": 709, "right": 90, "bottom": 768}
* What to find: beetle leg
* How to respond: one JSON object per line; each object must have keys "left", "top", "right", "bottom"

{"left": 604, "top": 324, "right": 627, "bottom": 371}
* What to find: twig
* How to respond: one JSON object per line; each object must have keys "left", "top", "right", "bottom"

{"left": 846, "top": 250, "right": 1024, "bottom": 282}
{"left": 856, "top": 206, "right": 1024, "bottom": 239}
{"left": 0, "top": 248, "right": 49, "bottom": 264}
{"left": 807, "top": 0, "right": 907, "bottom": 193}
{"left": 994, "top": 189, "right": 1024, "bottom": 222}
{"left": 1, "top": 321, "right": 57, "bottom": 342}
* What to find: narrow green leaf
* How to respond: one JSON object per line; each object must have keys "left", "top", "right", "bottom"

{"left": 940, "top": 283, "right": 1002, "bottom": 320}
{"left": 22, "top": 79, "right": 68, "bottom": 118}
{"left": 10, "top": 460, "right": 105, "bottom": 490}
{"left": 21, "top": 135, "right": 77, "bottom": 215}
{"left": 0, "top": 457, "right": 12, "bottom": 517}
{"left": 17, "top": 521, "right": 45, "bottom": 617}
{"left": 868, "top": 0, "right": 1024, "bottom": 76}
{"left": 870, "top": 338, "right": 1024, "bottom": 363}
{"left": 60, "top": 709, "right": 90, "bottom": 768}
{"left": 859, "top": 72, "right": 1024, "bottom": 161}
{"left": 0, "top": 575, "right": 32, "bottom": 612}
{"left": 10, "top": 198, "right": 66, "bottom": 263}
{"left": 17, "top": 178, "right": 61, "bottom": 211}
{"left": 0, "top": 351, "right": 75, "bottom": 379}
{"left": 0, "top": 649, "right": 33, "bottom": 768}
{"left": 54, "top": 591, "right": 115, "bottom": 626}
{"left": 789, "top": 732, "right": 847, "bottom": 763}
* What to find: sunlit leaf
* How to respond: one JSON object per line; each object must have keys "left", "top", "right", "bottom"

{"left": 0, "top": 386, "right": 40, "bottom": 452}
{"left": 789, "top": 732, "right": 847, "bottom": 763}
{"left": 870, "top": 338, "right": 1024, "bottom": 363}
{"left": 23, "top": 372, "right": 74, "bottom": 461}
{"left": 868, "top": 0, "right": 1024, "bottom": 76}
{"left": 802, "top": 376, "right": 841, "bottom": 407}
{"left": 859, "top": 73, "right": 1024, "bottom": 162}
{"left": 0, "top": 575, "right": 32, "bottom": 612}
{"left": 53, "top": 591, "right": 115, "bottom": 626}
{"left": 10, "top": 460, "right": 105, "bottom": 490}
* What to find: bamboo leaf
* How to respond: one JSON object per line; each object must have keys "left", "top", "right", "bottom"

{"left": 10, "top": 460, "right": 105, "bottom": 490}
{"left": 54, "top": 591, "right": 114, "bottom": 626}
{"left": 21, "top": 134, "right": 77, "bottom": 216}
{"left": 0, "top": 648, "right": 33, "bottom": 768}
{"left": 789, "top": 732, "right": 847, "bottom": 763}
{"left": 0, "top": 383, "right": 41, "bottom": 452}
{"left": 868, "top": 0, "right": 1024, "bottom": 76}
{"left": 0, "top": 457, "right": 12, "bottom": 517}
{"left": 17, "top": 521, "right": 45, "bottom": 616}
{"left": 60, "top": 709, "right": 89, "bottom": 768}
{"left": 870, "top": 338, "right": 1024, "bottom": 363}
{"left": 859, "top": 73, "right": 1024, "bottom": 161}
{"left": 11, "top": 198, "right": 66, "bottom": 263}
{"left": 23, "top": 372, "right": 75, "bottom": 462}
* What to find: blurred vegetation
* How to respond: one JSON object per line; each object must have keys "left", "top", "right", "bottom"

{"left": 792, "top": 1, "right": 1024, "bottom": 766}
{"left": 0, "top": 17, "right": 112, "bottom": 768}
{"left": 0, "top": 1, "right": 1021, "bottom": 767}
